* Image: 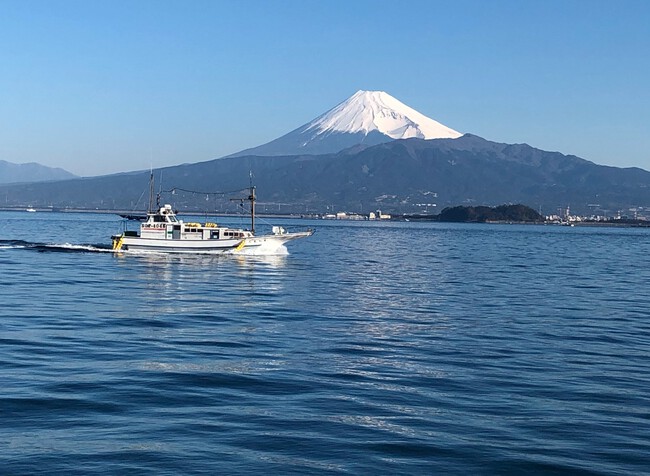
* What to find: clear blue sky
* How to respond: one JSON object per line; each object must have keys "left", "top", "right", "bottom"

{"left": 1, "top": 0, "right": 649, "bottom": 176}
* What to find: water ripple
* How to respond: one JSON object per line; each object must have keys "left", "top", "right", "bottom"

{"left": 1, "top": 216, "right": 649, "bottom": 473}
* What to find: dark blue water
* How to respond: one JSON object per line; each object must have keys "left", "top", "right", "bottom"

{"left": 1, "top": 211, "right": 649, "bottom": 474}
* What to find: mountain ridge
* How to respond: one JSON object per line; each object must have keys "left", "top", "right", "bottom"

{"left": 0, "top": 160, "right": 77, "bottom": 184}
{"left": 1, "top": 135, "right": 649, "bottom": 216}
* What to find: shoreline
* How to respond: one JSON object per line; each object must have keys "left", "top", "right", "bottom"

{"left": 3, "top": 207, "right": 649, "bottom": 227}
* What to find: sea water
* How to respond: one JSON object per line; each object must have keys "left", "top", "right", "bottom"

{"left": 1, "top": 211, "right": 649, "bottom": 474}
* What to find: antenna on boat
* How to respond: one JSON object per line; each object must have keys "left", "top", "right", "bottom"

{"left": 148, "top": 167, "right": 154, "bottom": 213}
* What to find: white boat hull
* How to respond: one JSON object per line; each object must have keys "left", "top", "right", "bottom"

{"left": 114, "top": 231, "right": 312, "bottom": 254}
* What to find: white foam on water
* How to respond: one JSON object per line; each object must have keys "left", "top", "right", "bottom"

{"left": 49, "top": 243, "right": 114, "bottom": 253}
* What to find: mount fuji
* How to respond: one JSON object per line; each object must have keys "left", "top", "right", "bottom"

{"left": 5, "top": 90, "right": 650, "bottom": 215}
{"left": 229, "top": 90, "right": 462, "bottom": 157}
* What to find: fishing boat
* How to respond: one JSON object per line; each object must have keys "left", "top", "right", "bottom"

{"left": 111, "top": 183, "right": 312, "bottom": 254}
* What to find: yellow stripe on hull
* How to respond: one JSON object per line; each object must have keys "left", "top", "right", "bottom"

{"left": 112, "top": 235, "right": 124, "bottom": 251}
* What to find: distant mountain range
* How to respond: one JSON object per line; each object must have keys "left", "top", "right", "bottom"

{"left": 1, "top": 90, "right": 649, "bottom": 216}
{"left": 0, "top": 160, "right": 76, "bottom": 184}
{"left": 2, "top": 134, "right": 649, "bottom": 216}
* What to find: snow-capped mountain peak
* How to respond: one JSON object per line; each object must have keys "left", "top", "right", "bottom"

{"left": 306, "top": 90, "right": 461, "bottom": 140}
{"left": 228, "top": 90, "right": 462, "bottom": 158}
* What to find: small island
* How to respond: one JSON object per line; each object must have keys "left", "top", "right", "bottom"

{"left": 406, "top": 204, "right": 544, "bottom": 223}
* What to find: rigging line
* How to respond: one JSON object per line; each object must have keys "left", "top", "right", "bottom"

{"left": 159, "top": 186, "right": 249, "bottom": 196}
{"left": 131, "top": 187, "right": 147, "bottom": 212}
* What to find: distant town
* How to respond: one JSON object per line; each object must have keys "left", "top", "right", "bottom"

{"left": 317, "top": 204, "right": 650, "bottom": 226}
{"left": 4, "top": 202, "right": 650, "bottom": 227}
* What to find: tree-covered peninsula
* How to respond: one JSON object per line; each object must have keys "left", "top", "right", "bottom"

{"left": 404, "top": 204, "right": 544, "bottom": 223}
{"left": 435, "top": 204, "right": 544, "bottom": 223}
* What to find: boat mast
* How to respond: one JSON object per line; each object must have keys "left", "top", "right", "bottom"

{"left": 249, "top": 184, "right": 256, "bottom": 234}
{"left": 248, "top": 171, "right": 256, "bottom": 234}
{"left": 229, "top": 172, "right": 256, "bottom": 233}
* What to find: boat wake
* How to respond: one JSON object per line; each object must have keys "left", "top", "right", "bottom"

{"left": 0, "top": 239, "right": 113, "bottom": 254}
{"left": 229, "top": 243, "right": 290, "bottom": 256}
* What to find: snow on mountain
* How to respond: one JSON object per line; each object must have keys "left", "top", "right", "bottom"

{"left": 306, "top": 90, "right": 461, "bottom": 140}
{"left": 228, "top": 90, "right": 462, "bottom": 158}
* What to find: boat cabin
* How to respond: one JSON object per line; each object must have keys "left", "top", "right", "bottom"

{"left": 139, "top": 204, "right": 253, "bottom": 241}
